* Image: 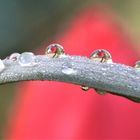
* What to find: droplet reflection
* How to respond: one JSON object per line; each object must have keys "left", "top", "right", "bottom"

{"left": 90, "top": 49, "right": 112, "bottom": 63}
{"left": 45, "top": 44, "right": 65, "bottom": 58}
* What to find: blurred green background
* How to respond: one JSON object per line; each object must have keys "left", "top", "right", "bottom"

{"left": 0, "top": 0, "right": 140, "bottom": 139}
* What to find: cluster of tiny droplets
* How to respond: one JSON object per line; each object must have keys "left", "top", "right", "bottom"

{"left": 0, "top": 43, "right": 65, "bottom": 73}
{"left": 0, "top": 52, "right": 37, "bottom": 73}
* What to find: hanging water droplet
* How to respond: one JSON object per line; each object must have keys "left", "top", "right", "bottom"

{"left": 45, "top": 43, "right": 65, "bottom": 58}
{"left": 95, "top": 89, "right": 107, "bottom": 95}
{"left": 0, "top": 59, "right": 5, "bottom": 72}
{"left": 62, "top": 67, "right": 77, "bottom": 75}
{"left": 9, "top": 53, "right": 20, "bottom": 61}
{"left": 81, "top": 85, "right": 89, "bottom": 91}
{"left": 18, "top": 52, "right": 36, "bottom": 66}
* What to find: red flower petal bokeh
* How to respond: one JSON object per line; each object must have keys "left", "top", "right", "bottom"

{"left": 7, "top": 6, "right": 140, "bottom": 140}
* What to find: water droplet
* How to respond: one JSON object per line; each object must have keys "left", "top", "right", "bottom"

{"left": 95, "top": 89, "right": 107, "bottom": 95}
{"left": 135, "top": 61, "right": 140, "bottom": 70}
{"left": 62, "top": 67, "right": 77, "bottom": 75}
{"left": 45, "top": 43, "right": 65, "bottom": 58}
{"left": 90, "top": 49, "right": 112, "bottom": 63}
{"left": 81, "top": 85, "right": 89, "bottom": 91}
{"left": 0, "top": 59, "right": 5, "bottom": 72}
{"left": 18, "top": 52, "right": 36, "bottom": 66}
{"left": 9, "top": 53, "right": 20, "bottom": 61}
{"left": 80, "top": 49, "right": 112, "bottom": 91}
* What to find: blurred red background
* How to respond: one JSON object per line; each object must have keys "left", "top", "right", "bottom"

{"left": 4, "top": 4, "right": 140, "bottom": 140}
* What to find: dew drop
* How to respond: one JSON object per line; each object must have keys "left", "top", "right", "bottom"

{"left": 18, "top": 52, "right": 35, "bottom": 66}
{"left": 90, "top": 49, "right": 112, "bottom": 63}
{"left": 0, "top": 59, "right": 5, "bottom": 72}
{"left": 45, "top": 43, "right": 65, "bottom": 58}
{"left": 62, "top": 67, "right": 77, "bottom": 75}
{"left": 95, "top": 89, "right": 107, "bottom": 95}
{"left": 9, "top": 53, "right": 20, "bottom": 61}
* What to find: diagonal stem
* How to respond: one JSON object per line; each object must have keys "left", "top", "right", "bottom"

{"left": 1, "top": 55, "right": 140, "bottom": 102}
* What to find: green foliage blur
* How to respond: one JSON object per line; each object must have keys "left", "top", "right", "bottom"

{"left": 0, "top": 0, "right": 140, "bottom": 139}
